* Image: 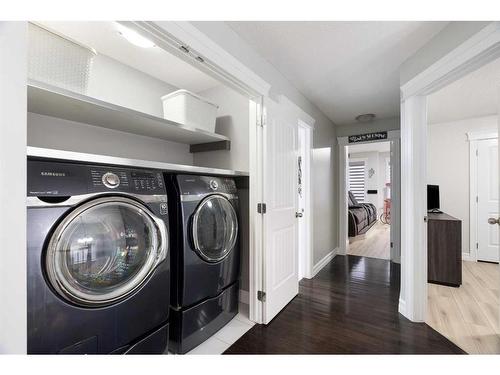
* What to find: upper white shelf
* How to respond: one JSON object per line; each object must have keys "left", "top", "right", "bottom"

{"left": 27, "top": 80, "right": 230, "bottom": 147}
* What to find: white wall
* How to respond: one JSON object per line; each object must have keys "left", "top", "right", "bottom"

{"left": 191, "top": 22, "right": 338, "bottom": 265}
{"left": 427, "top": 115, "right": 498, "bottom": 257}
{"left": 0, "top": 21, "right": 27, "bottom": 354}
{"left": 28, "top": 113, "right": 194, "bottom": 165}
{"left": 88, "top": 53, "right": 178, "bottom": 118}
{"left": 193, "top": 85, "right": 250, "bottom": 172}
{"left": 28, "top": 52, "right": 196, "bottom": 165}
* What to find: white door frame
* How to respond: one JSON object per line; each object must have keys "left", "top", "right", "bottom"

{"left": 338, "top": 131, "right": 401, "bottom": 258}
{"left": 400, "top": 22, "right": 500, "bottom": 322}
{"left": 297, "top": 119, "right": 314, "bottom": 280}
{"left": 467, "top": 130, "right": 498, "bottom": 262}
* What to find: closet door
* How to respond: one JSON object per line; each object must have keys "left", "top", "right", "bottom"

{"left": 261, "top": 97, "right": 299, "bottom": 324}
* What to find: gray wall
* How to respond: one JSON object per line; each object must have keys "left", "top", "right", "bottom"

{"left": 191, "top": 22, "right": 338, "bottom": 265}
{"left": 336, "top": 117, "right": 400, "bottom": 137}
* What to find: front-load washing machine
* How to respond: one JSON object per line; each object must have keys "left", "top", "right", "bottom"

{"left": 27, "top": 159, "right": 170, "bottom": 354}
{"left": 165, "top": 174, "right": 240, "bottom": 354}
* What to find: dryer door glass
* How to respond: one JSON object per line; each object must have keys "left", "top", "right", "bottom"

{"left": 192, "top": 195, "right": 238, "bottom": 262}
{"left": 46, "top": 197, "right": 164, "bottom": 306}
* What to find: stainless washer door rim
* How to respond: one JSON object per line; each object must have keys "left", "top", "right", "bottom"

{"left": 191, "top": 194, "right": 238, "bottom": 263}
{"left": 46, "top": 196, "right": 168, "bottom": 307}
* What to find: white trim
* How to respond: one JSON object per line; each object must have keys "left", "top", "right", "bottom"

{"left": 249, "top": 99, "right": 263, "bottom": 324}
{"left": 398, "top": 298, "right": 407, "bottom": 317}
{"left": 401, "top": 22, "right": 500, "bottom": 99}
{"left": 400, "top": 96, "right": 428, "bottom": 323}
{"left": 468, "top": 132, "right": 498, "bottom": 263}
{"left": 400, "top": 22, "right": 500, "bottom": 323}
{"left": 124, "top": 21, "right": 271, "bottom": 98}
{"left": 297, "top": 120, "right": 314, "bottom": 280}
{"left": 469, "top": 139, "right": 479, "bottom": 261}
{"left": 467, "top": 130, "right": 498, "bottom": 141}
{"left": 239, "top": 289, "right": 250, "bottom": 305}
{"left": 462, "top": 252, "right": 476, "bottom": 262}
{"left": 312, "top": 248, "right": 338, "bottom": 277}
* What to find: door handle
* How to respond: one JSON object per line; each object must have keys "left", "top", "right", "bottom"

{"left": 488, "top": 217, "right": 500, "bottom": 225}
{"left": 295, "top": 212, "right": 303, "bottom": 218}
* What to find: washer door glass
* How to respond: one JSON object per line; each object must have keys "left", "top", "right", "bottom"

{"left": 192, "top": 195, "right": 238, "bottom": 262}
{"left": 46, "top": 197, "right": 163, "bottom": 306}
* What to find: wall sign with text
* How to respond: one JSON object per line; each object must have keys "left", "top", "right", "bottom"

{"left": 348, "top": 132, "right": 388, "bottom": 143}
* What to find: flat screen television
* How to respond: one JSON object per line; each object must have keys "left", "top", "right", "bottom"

{"left": 427, "top": 184, "right": 441, "bottom": 213}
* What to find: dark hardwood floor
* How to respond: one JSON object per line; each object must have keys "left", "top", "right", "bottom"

{"left": 225, "top": 255, "right": 465, "bottom": 354}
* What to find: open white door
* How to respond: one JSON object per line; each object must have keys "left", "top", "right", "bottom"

{"left": 477, "top": 138, "right": 499, "bottom": 262}
{"left": 261, "top": 97, "right": 299, "bottom": 324}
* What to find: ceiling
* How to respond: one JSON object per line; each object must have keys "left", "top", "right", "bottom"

{"left": 38, "top": 22, "right": 220, "bottom": 93}
{"left": 348, "top": 141, "right": 391, "bottom": 154}
{"left": 428, "top": 57, "right": 500, "bottom": 124}
{"left": 227, "top": 21, "right": 449, "bottom": 125}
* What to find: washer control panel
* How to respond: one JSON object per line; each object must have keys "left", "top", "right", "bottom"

{"left": 102, "top": 172, "right": 120, "bottom": 188}
{"left": 90, "top": 168, "right": 164, "bottom": 193}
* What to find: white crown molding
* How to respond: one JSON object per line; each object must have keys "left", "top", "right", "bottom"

{"left": 401, "top": 22, "right": 500, "bottom": 100}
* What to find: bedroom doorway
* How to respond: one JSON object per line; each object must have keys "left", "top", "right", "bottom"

{"left": 338, "top": 131, "right": 401, "bottom": 263}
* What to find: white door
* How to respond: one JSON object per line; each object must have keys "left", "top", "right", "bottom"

{"left": 477, "top": 138, "right": 499, "bottom": 262}
{"left": 262, "top": 97, "right": 299, "bottom": 323}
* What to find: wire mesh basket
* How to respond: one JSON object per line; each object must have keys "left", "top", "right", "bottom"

{"left": 28, "top": 23, "right": 97, "bottom": 94}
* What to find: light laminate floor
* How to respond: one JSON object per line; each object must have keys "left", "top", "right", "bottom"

{"left": 427, "top": 261, "right": 500, "bottom": 354}
{"left": 348, "top": 220, "right": 390, "bottom": 260}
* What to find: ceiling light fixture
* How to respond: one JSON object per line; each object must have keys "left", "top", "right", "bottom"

{"left": 116, "top": 24, "right": 155, "bottom": 48}
{"left": 355, "top": 113, "right": 376, "bottom": 123}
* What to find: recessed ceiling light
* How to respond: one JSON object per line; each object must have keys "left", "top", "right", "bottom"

{"left": 355, "top": 113, "right": 376, "bottom": 122}
{"left": 116, "top": 24, "right": 155, "bottom": 48}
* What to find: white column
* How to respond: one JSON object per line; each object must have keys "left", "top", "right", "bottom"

{"left": 0, "top": 21, "right": 27, "bottom": 353}
{"left": 399, "top": 96, "right": 428, "bottom": 322}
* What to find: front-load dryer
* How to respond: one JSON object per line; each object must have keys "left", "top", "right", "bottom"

{"left": 27, "top": 159, "right": 170, "bottom": 354}
{"left": 165, "top": 174, "right": 240, "bottom": 354}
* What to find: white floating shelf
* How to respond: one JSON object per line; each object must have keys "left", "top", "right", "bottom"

{"left": 27, "top": 80, "right": 230, "bottom": 149}
{"left": 27, "top": 146, "right": 249, "bottom": 177}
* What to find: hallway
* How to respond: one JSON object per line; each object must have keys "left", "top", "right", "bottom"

{"left": 225, "top": 255, "right": 464, "bottom": 354}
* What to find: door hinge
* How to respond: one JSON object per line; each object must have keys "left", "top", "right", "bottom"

{"left": 390, "top": 242, "right": 393, "bottom": 248}
{"left": 257, "top": 290, "right": 266, "bottom": 302}
{"left": 476, "top": 242, "right": 479, "bottom": 249}
{"left": 257, "top": 203, "right": 267, "bottom": 214}
{"left": 476, "top": 149, "right": 478, "bottom": 156}
{"left": 476, "top": 196, "right": 478, "bottom": 203}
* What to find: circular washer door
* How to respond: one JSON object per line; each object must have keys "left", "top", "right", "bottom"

{"left": 191, "top": 195, "right": 238, "bottom": 263}
{"left": 46, "top": 196, "right": 167, "bottom": 307}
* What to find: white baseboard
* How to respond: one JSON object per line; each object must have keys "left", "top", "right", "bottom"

{"left": 312, "top": 248, "right": 338, "bottom": 277}
{"left": 398, "top": 298, "right": 406, "bottom": 316}
{"left": 239, "top": 289, "right": 249, "bottom": 305}
{"left": 462, "top": 252, "right": 476, "bottom": 262}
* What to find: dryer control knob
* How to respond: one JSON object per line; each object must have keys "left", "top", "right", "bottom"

{"left": 102, "top": 172, "right": 120, "bottom": 188}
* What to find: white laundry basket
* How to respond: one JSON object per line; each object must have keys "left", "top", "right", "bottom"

{"left": 161, "top": 90, "right": 219, "bottom": 132}
{"left": 28, "top": 23, "right": 97, "bottom": 94}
